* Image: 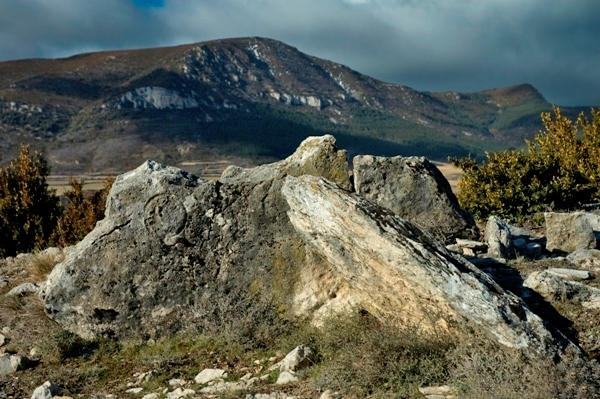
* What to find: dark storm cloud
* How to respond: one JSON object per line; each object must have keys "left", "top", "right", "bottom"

{"left": 0, "top": 0, "right": 598, "bottom": 105}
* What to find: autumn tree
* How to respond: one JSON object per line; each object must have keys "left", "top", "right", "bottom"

{"left": 0, "top": 145, "right": 61, "bottom": 257}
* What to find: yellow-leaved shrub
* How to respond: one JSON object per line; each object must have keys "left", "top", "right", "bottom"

{"left": 454, "top": 107, "right": 600, "bottom": 221}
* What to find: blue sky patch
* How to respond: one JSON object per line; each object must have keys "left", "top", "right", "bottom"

{"left": 133, "top": 0, "right": 164, "bottom": 8}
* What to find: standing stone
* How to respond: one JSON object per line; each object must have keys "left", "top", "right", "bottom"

{"left": 545, "top": 212, "right": 600, "bottom": 253}
{"left": 485, "top": 216, "right": 515, "bottom": 259}
{"left": 353, "top": 155, "right": 477, "bottom": 244}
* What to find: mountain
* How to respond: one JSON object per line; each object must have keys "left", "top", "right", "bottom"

{"left": 0, "top": 37, "right": 589, "bottom": 175}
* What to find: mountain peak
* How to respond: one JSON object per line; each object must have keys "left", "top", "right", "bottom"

{"left": 481, "top": 83, "right": 546, "bottom": 106}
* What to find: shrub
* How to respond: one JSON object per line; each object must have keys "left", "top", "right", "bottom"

{"left": 50, "top": 177, "right": 113, "bottom": 247}
{"left": 454, "top": 107, "right": 600, "bottom": 221}
{"left": 0, "top": 145, "right": 61, "bottom": 257}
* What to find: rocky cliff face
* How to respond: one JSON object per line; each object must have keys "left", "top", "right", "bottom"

{"left": 41, "top": 136, "right": 573, "bottom": 357}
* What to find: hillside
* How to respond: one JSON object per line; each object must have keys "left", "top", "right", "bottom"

{"left": 0, "top": 37, "right": 588, "bottom": 175}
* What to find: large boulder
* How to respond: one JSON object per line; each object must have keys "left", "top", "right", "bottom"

{"left": 545, "top": 212, "right": 600, "bottom": 253}
{"left": 41, "top": 136, "right": 572, "bottom": 356}
{"left": 352, "top": 155, "right": 477, "bottom": 243}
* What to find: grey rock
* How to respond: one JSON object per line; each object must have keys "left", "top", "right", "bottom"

{"left": 0, "top": 354, "right": 31, "bottom": 376}
{"left": 273, "top": 345, "right": 314, "bottom": 372}
{"left": 418, "top": 385, "right": 457, "bottom": 399}
{"left": 455, "top": 239, "right": 487, "bottom": 250}
{"left": 6, "top": 282, "right": 38, "bottom": 297}
{"left": 168, "top": 378, "right": 186, "bottom": 387}
{"left": 547, "top": 268, "right": 592, "bottom": 281}
{"left": 166, "top": 388, "right": 195, "bottom": 399}
{"left": 246, "top": 394, "right": 296, "bottom": 399}
{"left": 485, "top": 216, "right": 515, "bottom": 259}
{"left": 31, "top": 381, "right": 58, "bottom": 399}
{"left": 0, "top": 333, "right": 6, "bottom": 347}
{"left": 567, "top": 249, "right": 600, "bottom": 270}
{"left": 125, "top": 387, "right": 143, "bottom": 394}
{"left": 275, "top": 370, "right": 298, "bottom": 385}
{"left": 545, "top": 212, "right": 600, "bottom": 253}
{"left": 524, "top": 270, "right": 600, "bottom": 309}
{"left": 194, "top": 368, "right": 227, "bottom": 384}
{"left": 40, "top": 136, "right": 574, "bottom": 357}
{"left": 353, "top": 155, "right": 477, "bottom": 243}
{"left": 141, "top": 394, "right": 159, "bottom": 399}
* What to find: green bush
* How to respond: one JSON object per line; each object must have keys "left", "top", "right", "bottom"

{"left": 454, "top": 107, "right": 600, "bottom": 221}
{"left": 0, "top": 145, "right": 61, "bottom": 257}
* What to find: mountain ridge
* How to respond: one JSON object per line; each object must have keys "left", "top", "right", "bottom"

{"left": 0, "top": 37, "right": 589, "bottom": 175}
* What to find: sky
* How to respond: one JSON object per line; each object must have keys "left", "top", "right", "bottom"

{"left": 0, "top": 0, "right": 598, "bottom": 106}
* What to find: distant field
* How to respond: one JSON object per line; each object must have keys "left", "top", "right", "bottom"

{"left": 47, "top": 174, "right": 114, "bottom": 195}
{"left": 49, "top": 160, "right": 464, "bottom": 196}
{"left": 432, "top": 161, "right": 464, "bottom": 192}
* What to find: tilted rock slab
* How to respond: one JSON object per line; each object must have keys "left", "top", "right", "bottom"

{"left": 41, "top": 135, "right": 571, "bottom": 356}
{"left": 353, "top": 155, "right": 477, "bottom": 244}
{"left": 282, "top": 176, "right": 569, "bottom": 353}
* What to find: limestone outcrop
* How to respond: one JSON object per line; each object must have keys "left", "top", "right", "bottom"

{"left": 353, "top": 155, "right": 477, "bottom": 243}
{"left": 41, "top": 135, "right": 572, "bottom": 356}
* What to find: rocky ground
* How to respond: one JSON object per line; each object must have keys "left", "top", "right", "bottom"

{"left": 1, "top": 136, "right": 600, "bottom": 398}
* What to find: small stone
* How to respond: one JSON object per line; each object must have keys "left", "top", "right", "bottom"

{"left": 166, "top": 388, "right": 195, "bottom": 399}
{"left": 31, "top": 381, "right": 59, "bottom": 399}
{"left": 320, "top": 390, "right": 340, "bottom": 399}
{"left": 276, "top": 370, "right": 298, "bottom": 385}
{"left": 455, "top": 239, "right": 487, "bottom": 250}
{"left": 418, "top": 385, "right": 457, "bottom": 398}
{"left": 462, "top": 247, "right": 476, "bottom": 257}
{"left": 0, "top": 354, "right": 30, "bottom": 376}
{"left": 125, "top": 387, "right": 143, "bottom": 394}
{"left": 268, "top": 356, "right": 277, "bottom": 362}
{"left": 273, "top": 345, "right": 314, "bottom": 372}
{"left": 1, "top": 327, "right": 10, "bottom": 335}
{"left": 240, "top": 372, "right": 253, "bottom": 380}
{"left": 0, "top": 333, "right": 6, "bottom": 347}
{"left": 194, "top": 368, "right": 227, "bottom": 384}
{"left": 142, "top": 394, "right": 159, "bottom": 399}
{"left": 29, "top": 346, "right": 41, "bottom": 360}
{"left": 168, "top": 378, "right": 186, "bottom": 387}
{"left": 547, "top": 268, "right": 592, "bottom": 281}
